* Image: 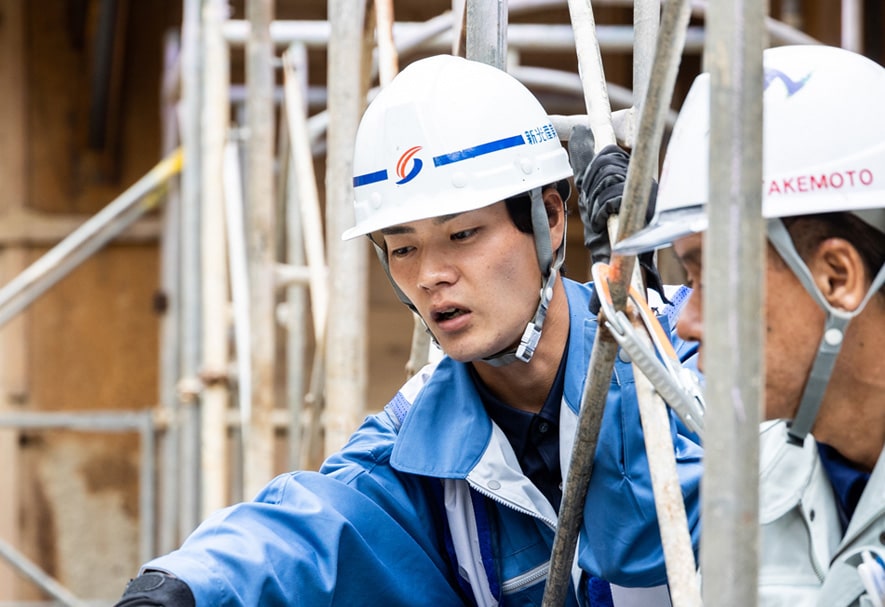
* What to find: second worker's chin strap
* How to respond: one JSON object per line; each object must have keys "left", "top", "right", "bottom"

{"left": 482, "top": 187, "right": 566, "bottom": 366}
{"left": 767, "top": 219, "right": 885, "bottom": 445}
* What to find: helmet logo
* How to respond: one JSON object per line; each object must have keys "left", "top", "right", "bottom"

{"left": 395, "top": 146, "right": 424, "bottom": 185}
{"left": 764, "top": 68, "right": 811, "bottom": 97}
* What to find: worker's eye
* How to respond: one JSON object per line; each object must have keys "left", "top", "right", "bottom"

{"left": 451, "top": 228, "right": 478, "bottom": 241}
{"left": 389, "top": 245, "right": 414, "bottom": 259}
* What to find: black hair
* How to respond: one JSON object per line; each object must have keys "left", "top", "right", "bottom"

{"left": 504, "top": 180, "right": 569, "bottom": 234}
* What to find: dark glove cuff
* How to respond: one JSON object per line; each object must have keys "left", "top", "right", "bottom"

{"left": 116, "top": 571, "right": 196, "bottom": 607}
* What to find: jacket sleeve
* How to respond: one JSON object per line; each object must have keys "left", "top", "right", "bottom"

{"left": 141, "top": 415, "right": 464, "bottom": 606}
{"left": 578, "top": 344, "right": 703, "bottom": 587}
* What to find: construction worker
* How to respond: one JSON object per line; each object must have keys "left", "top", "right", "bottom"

{"left": 115, "top": 55, "right": 703, "bottom": 606}
{"left": 612, "top": 45, "right": 885, "bottom": 605}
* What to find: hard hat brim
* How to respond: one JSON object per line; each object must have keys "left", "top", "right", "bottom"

{"left": 613, "top": 205, "right": 708, "bottom": 255}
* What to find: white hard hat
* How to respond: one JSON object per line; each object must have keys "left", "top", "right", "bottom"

{"left": 616, "top": 45, "right": 885, "bottom": 446}
{"left": 616, "top": 44, "right": 885, "bottom": 255}
{"left": 343, "top": 54, "right": 572, "bottom": 240}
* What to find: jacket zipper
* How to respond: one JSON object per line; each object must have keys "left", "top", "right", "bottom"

{"left": 500, "top": 561, "right": 550, "bottom": 594}
{"left": 467, "top": 481, "right": 563, "bottom": 596}
{"left": 467, "top": 480, "right": 557, "bottom": 530}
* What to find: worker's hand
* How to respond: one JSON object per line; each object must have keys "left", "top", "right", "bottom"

{"left": 115, "top": 571, "right": 195, "bottom": 607}
{"left": 568, "top": 125, "right": 667, "bottom": 309}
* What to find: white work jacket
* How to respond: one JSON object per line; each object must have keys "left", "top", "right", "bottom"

{"left": 758, "top": 420, "right": 885, "bottom": 607}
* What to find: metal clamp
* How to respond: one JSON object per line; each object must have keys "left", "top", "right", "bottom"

{"left": 591, "top": 263, "right": 705, "bottom": 437}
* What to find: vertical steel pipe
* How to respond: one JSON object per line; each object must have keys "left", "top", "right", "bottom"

{"left": 158, "top": 30, "right": 183, "bottom": 555}
{"left": 201, "top": 0, "right": 232, "bottom": 515}
{"left": 701, "top": 1, "right": 766, "bottom": 604}
{"left": 324, "top": 0, "right": 371, "bottom": 456}
{"left": 179, "top": 0, "right": 204, "bottom": 536}
{"left": 466, "top": 0, "right": 508, "bottom": 69}
{"left": 244, "top": 0, "right": 277, "bottom": 498}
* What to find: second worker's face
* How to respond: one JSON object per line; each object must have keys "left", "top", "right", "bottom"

{"left": 672, "top": 232, "right": 825, "bottom": 422}
{"left": 381, "top": 201, "right": 544, "bottom": 363}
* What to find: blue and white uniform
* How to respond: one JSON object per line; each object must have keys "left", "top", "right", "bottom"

{"left": 759, "top": 420, "right": 885, "bottom": 606}
{"left": 143, "top": 278, "right": 703, "bottom": 606}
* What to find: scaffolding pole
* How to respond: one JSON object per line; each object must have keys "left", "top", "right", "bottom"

{"left": 281, "top": 43, "right": 329, "bottom": 469}
{"left": 158, "top": 30, "right": 184, "bottom": 556}
{"left": 324, "top": 0, "right": 372, "bottom": 457}
{"left": 201, "top": 0, "right": 232, "bottom": 516}
{"left": 244, "top": 0, "right": 277, "bottom": 499}
{"left": 841, "top": 0, "right": 863, "bottom": 53}
{"left": 466, "top": 0, "right": 508, "bottom": 69}
{"left": 178, "top": 0, "right": 204, "bottom": 538}
{"left": 281, "top": 45, "right": 309, "bottom": 469}
{"left": 701, "top": 0, "right": 766, "bottom": 604}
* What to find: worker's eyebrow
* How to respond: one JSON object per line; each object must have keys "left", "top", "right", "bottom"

{"left": 379, "top": 213, "right": 464, "bottom": 236}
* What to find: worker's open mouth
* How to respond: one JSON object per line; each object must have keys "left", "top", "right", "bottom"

{"left": 433, "top": 307, "right": 467, "bottom": 322}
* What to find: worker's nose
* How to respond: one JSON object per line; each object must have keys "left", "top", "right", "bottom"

{"left": 417, "top": 253, "right": 456, "bottom": 292}
{"left": 675, "top": 289, "right": 704, "bottom": 350}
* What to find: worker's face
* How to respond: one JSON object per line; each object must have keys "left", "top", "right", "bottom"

{"left": 672, "top": 233, "right": 824, "bottom": 422}
{"left": 382, "top": 201, "right": 544, "bottom": 363}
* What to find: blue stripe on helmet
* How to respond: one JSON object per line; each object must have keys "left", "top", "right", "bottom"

{"left": 432, "top": 134, "right": 526, "bottom": 167}
{"left": 353, "top": 169, "right": 389, "bottom": 187}
{"left": 354, "top": 132, "right": 527, "bottom": 187}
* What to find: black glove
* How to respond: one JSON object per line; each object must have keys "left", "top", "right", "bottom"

{"left": 568, "top": 125, "right": 667, "bottom": 311}
{"left": 115, "top": 571, "right": 195, "bottom": 607}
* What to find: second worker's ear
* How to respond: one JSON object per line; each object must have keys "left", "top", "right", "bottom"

{"left": 810, "top": 238, "right": 868, "bottom": 313}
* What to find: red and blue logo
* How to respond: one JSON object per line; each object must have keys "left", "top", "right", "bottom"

{"left": 395, "top": 146, "right": 424, "bottom": 184}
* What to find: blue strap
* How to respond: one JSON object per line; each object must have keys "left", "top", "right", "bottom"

{"left": 661, "top": 285, "right": 692, "bottom": 330}
{"left": 386, "top": 392, "right": 412, "bottom": 429}
{"left": 470, "top": 491, "right": 502, "bottom": 602}
{"left": 426, "top": 479, "right": 477, "bottom": 606}
{"left": 585, "top": 575, "right": 614, "bottom": 607}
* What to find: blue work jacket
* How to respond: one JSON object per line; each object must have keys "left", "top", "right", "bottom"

{"left": 144, "top": 278, "right": 703, "bottom": 606}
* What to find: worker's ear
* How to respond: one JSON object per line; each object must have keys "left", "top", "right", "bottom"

{"left": 809, "top": 238, "right": 867, "bottom": 312}
{"left": 543, "top": 187, "right": 566, "bottom": 250}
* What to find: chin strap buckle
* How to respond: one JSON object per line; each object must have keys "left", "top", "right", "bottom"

{"left": 515, "top": 322, "right": 542, "bottom": 363}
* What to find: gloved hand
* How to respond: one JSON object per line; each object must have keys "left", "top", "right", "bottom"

{"left": 568, "top": 125, "right": 667, "bottom": 311}
{"left": 115, "top": 571, "right": 195, "bottom": 607}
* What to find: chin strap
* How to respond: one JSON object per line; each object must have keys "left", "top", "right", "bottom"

{"left": 482, "top": 187, "right": 566, "bottom": 366}
{"left": 767, "top": 219, "right": 885, "bottom": 445}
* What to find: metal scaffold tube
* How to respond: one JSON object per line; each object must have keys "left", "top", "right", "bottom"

{"left": 701, "top": 0, "right": 766, "bottom": 604}
{"left": 244, "top": 0, "right": 277, "bottom": 499}
{"left": 281, "top": 42, "right": 329, "bottom": 468}
{"left": 201, "top": 0, "right": 232, "bottom": 516}
{"left": 158, "top": 30, "right": 184, "bottom": 556}
{"left": 280, "top": 44, "right": 309, "bottom": 469}
{"left": 466, "top": 0, "right": 508, "bottom": 69}
{"left": 323, "top": 0, "right": 372, "bottom": 456}
{"left": 179, "top": 0, "right": 204, "bottom": 538}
